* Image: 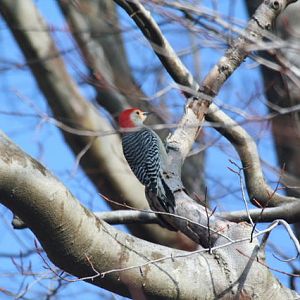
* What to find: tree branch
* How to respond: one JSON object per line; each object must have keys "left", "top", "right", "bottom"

{"left": 114, "top": 0, "right": 199, "bottom": 97}
{"left": 95, "top": 210, "right": 158, "bottom": 224}
{"left": 95, "top": 201, "right": 300, "bottom": 225}
{"left": 220, "top": 202, "right": 300, "bottom": 223}
{"left": 0, "top": 130, "right": 298, "bottom": 299}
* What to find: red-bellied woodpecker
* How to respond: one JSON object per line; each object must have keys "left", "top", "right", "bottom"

{"left": 119, "top": 108, "right": 175, "bottom": 213}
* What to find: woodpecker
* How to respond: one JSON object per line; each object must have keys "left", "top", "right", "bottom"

{"left": 119, "top": 108, "right": 175, "bottom": 213}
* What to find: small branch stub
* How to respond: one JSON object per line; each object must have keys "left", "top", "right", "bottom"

{"left": 187, "top": 97, "right": 211, "bottom": 120}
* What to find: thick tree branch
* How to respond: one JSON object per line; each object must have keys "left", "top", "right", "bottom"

{"left": 0, "top": 130, "right": 298, "bottom": 299}
{"left": 95, "top": 201, "right": 300, "bottom": 225}
{"left": 114, "top": 0, "right": 199, "bottom": 97}
{"left": 58, "top": 0, "right": 134, "bottom": 113}
{"left": 0, "top": 130, "right": 193, "bottom": 298}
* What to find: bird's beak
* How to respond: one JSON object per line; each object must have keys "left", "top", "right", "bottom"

{"left": 142, "top": 112, "right": 153, "bottom": 116}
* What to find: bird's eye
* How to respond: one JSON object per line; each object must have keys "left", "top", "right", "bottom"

{"left": 135, "top": 111, "right": 140, "bottom": 115}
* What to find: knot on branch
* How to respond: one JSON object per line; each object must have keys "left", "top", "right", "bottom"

{"left": 271, "top": 1, "right": 281, "bottom": 10}
{"left": 187, "top": 98, "right": 210, "bottom": 120}
{"left": 266, "top": 0, "right": 282, "bottom": 10}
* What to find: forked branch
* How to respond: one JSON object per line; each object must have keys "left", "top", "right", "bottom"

{"left": 116, "top": 0, "right": 299, "bottom": 210}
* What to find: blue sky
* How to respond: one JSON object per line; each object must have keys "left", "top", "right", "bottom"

{"left": 0, "top": 0, "right": 298, "bottom": 298}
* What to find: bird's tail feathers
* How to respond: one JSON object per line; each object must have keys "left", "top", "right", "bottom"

{"left": 157, "top": 176, "right": 175, "bottom": 212}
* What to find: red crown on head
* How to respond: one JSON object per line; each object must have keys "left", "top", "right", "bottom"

{"left": 119, "top": 108, "right": 141, "bottom": 128}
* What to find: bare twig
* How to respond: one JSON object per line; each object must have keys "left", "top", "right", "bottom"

{"left": 228, "top": 160, "right": 254, "bottom": 227}
{"left": 94, "top": 210, "right": 158, "bottom": 225}
{"left": 250, "top": 165, "right": 286, "bottom": 240}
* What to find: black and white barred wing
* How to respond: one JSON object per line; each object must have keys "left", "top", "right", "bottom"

{"left": 122, "top": 128, "right": 175, "bottom": 212}
{"left": 122, "top": 128, "right": 160, "bottom": 192}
